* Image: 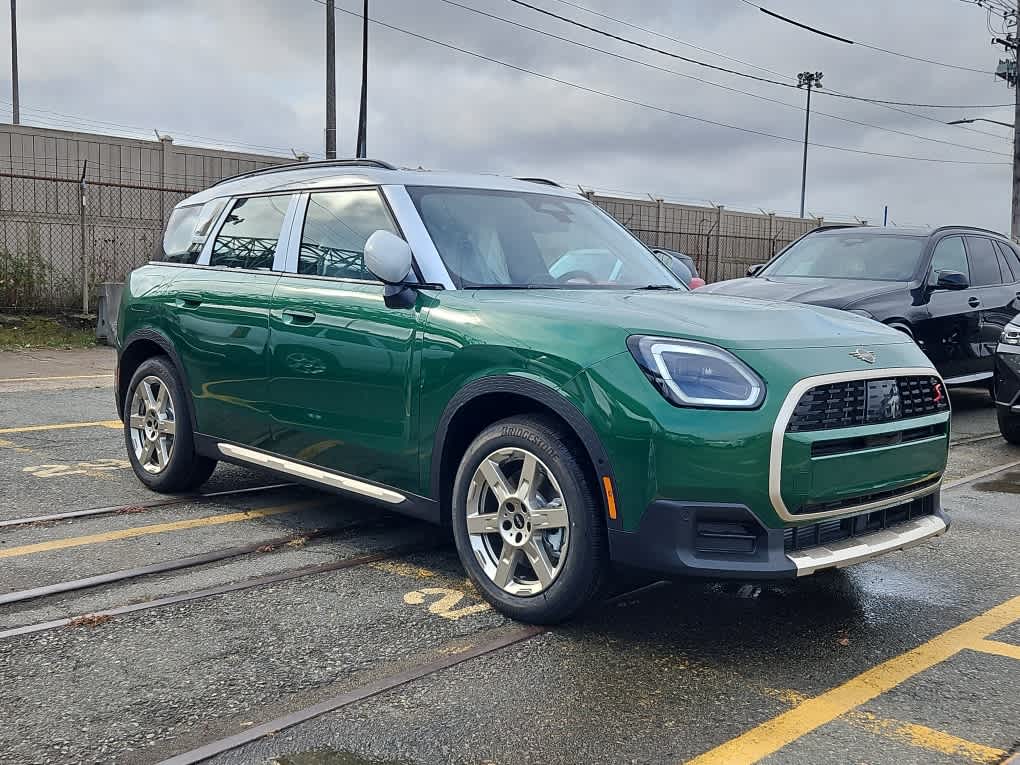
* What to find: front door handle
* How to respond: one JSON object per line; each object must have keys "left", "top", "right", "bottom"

{"left": 968, "top": 297, "right": 981, "bottom": 308}
{"left": 176, "top": 293, "right": 203, "bottom": 308}
{"left": 282, "top": 309, "right": 317, "bottom": 325}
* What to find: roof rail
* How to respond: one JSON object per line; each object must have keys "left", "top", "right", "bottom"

{"left": 514, "top": 177, "right": 563, "bottom": 188}
{"left": 930, "top": 224, "right": 1008, "bottom": 239}
{"left": 212, "top": 158, "right": 398, "bottom": 188}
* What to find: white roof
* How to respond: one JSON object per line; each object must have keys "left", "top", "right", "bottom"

{"left": 182, "top": 162, "right": 581, "bottom": 206}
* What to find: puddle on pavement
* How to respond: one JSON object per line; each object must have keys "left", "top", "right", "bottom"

{"left": 973, "top": 471, "right": 1020, "bottom": 494}
{"left": 270, "top": 751, "right": 406, "bottom": 765}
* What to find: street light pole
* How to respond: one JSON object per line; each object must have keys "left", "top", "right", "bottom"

{"left": 797, "top": 71, "right": 823, "bottom": 219}
{"left": 325, "top": 0, "right": 337, "bottom": 159}
{"left": 356, "top": 0, "right": 368, "bottom": 158}
{"left": 1012, "top": 2, "right": 1020, "bottom": 241}
{"left": 947, "top": 117, "right": 1014, "bottom": 128}
{"left": 10, "top": 0, "right": 18, "bottom": 125}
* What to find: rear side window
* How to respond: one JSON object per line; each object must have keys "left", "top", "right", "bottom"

{"left": 161, "top": 205, "right": 202, "bottom": 263}
{"left": 929, "top": 236, "right": 969, "bottom": 282}
{"left": 965, "top": 236, "right": 1002, "bottom": 287}
{"left": 996, "top": 240, "right": 1020, "bottom": 282}
{"left": 298, "top": 189, "right": 401, "bottom": 280}
{"left": 210, "top": 195, "right": 291, "bottom": 270}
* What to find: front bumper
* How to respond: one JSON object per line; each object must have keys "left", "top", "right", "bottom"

{"left": 994, "top": 343, "right": 1020, "bottom": 412}
{"left": 607, "top": 490, "right": 948, "bottom": 579}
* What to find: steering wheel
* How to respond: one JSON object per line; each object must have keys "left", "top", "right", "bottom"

{"left": 555, "top": 269, "right": 598, "bottom": 284}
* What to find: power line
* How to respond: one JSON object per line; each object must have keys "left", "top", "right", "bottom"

{"left": 315, "top": 0, "right": 1009, "bottom": 166}
{"left": 503, "top": 0, "right": 1012, "bottom": 108}
{"left": 740, "top": 0, "right": 996, "bottom": 73}
{"left": 436, "top": 0, "right": 1010, "bottom": 156}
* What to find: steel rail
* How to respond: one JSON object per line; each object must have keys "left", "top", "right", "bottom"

{"left": 0, "top": 526, "right": 342, "bottom": 606}
{"left": 0, "top": 483, "right": 294, "bottom": 529}
{"left": 0, "top": 541, "right": 436, "bottom": 640}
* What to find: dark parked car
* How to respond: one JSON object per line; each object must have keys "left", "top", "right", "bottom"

{"left": 652, "top": 248, "right": 706, "bottom": 288}
{"left": 995, "top": 316, "right": 1020, "bottom": 443}
{"left": 699, "top": 225, "right": 1020, "bottom": 387}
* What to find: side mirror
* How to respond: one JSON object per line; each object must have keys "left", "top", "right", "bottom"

{"left": 364, "top": 230, "right": 412, "bottom": 285}
{"left": 747, "top": 264, "right": 765, "bottom": 277}
{"left": 933, "top": 270, "right": 969, "bottom": 291}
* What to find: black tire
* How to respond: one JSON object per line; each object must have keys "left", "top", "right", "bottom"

{"left": 451, "top": 415, "right": 609, "bottom": 624}
{"left": 123, "top": 356, "right": 216, "bottom": 493}
{"left": 999, "top": 406, "right": 1020, "bottom": 445}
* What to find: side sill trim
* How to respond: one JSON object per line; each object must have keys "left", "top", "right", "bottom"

{"left": 787, "top": 514, "right": 947, "bottom": 576}
{"left": 217, "top": 443, "right": 405, "bottom": 505}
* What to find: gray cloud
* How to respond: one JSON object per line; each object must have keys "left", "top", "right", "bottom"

{"left": 1, "top": 0, "right": 1014, "bottom": 229}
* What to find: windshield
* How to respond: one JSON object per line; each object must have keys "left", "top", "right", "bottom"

{"left": 762, "top": 233, "right": 926, "bottom": 281}
{"left": 407, "top": 186, "right": 683, "bottom": 289}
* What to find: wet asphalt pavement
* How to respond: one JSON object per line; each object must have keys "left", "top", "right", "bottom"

{"left": 0, "top": 348, "right": 1018, "bottom": 765}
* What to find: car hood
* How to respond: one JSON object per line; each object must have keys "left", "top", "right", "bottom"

{"left": 439, "top": 289, "right": 910, "bottom": 356}
{"left": 697, "top": 276, "right": 905, "bottom": 308}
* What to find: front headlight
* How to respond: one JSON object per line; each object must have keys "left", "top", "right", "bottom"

{"left": 627, "top": 336, "right": 765, "bottom": 409}
{"left": 1001, "top": 326, "right": 1020, "bottom": 345}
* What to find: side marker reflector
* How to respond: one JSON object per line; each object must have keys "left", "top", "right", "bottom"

{"left": 602, "top": 476, "right": 617, "bottom": 520}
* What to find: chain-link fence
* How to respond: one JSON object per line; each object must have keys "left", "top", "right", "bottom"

{"left": 0, "top": 171, "right": 840, "bottom": 312}
{"left": 0, "top": 171, "right": 196, "bottom": 311}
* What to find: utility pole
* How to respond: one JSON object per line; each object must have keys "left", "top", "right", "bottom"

{"left": 10, "top": 0, "right": 18, "bottom": 125}
{"left": 991, "top": 3, "right": 1020, "bottom": 239}
{"left": 325, "top": 0, "right": 337, "bottom": 159}
{"left": 356, "top": 0, "right": 368, "bottom": 158}
{"left": 797, "top": 71, "right": 822, "bottom": 219}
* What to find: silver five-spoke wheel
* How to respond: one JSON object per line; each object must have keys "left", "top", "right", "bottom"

{"left": 128, "top": 375, "right": 177, "bottom": 474}
{"left": 465, "top": 447, "right": 570, "bottom": 596}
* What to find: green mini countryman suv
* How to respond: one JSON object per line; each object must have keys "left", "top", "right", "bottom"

{"left": 116, "top": 159, "right": 951, "bottom": 624}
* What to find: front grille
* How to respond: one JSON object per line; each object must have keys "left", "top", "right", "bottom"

{"left": 787, "top": 375, "right": 948, "bottom": 433}
{"left": 784, "top": 493, "right": 936, "bottom": 552}
{"left": 811, "top": 422, "right": 947, "bottom": 457}
{"left": 795, "top": 475, "right": 941, "bottom": 515}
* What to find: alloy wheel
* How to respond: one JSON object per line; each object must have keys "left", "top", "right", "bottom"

{"left": 465, "top": 447, "right": 570, "bottom": 596}
{"left": 128, "top": 375, "right": 177, "bottom": 474}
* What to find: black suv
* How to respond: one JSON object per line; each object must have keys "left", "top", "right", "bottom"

{"left": 700, "top": 225, "right": 1020, "bottom": 387}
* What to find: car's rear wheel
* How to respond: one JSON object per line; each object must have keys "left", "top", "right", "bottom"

{"left": 123, "top": 356, "right": 216, "bottom": 493}
{"left": 451, "top": 415, "right": 609, "bottom": 624}
{"left": 998, "top": 406, "right": 1020, "bottom": 445}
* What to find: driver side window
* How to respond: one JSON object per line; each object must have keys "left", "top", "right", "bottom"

{"left": 929, "top": 237, "right": 969, "bottom": 284}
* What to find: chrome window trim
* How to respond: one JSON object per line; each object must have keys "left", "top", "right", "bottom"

{"left": 787, "top": 513, "right": 947, "bottom": 576}
{"left": 382, "top": 184, "right": 455, "bottom": 289}
{"left": 770, "top": 366, "right": 948, "bottom": 522}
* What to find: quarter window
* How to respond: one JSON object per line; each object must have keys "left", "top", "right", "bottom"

{"left": 995, "top": 240, "right": 1020, "bottom": 283}
{"left": 161, "top": 205, "right": 202, "bottom": 263}
{"left": 210, "top": 195, "right": 291, "bottom": 270}
{"left": 929, "top": 237, "right": 969, "bottom": 283}
{"left": 298, "top": 189, "right": 401, "bottom": 280}
{"left": 965, "top": 236, "right": 1002, "bottom": 287}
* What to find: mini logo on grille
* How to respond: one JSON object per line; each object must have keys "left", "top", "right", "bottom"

{"left": 849, "top": 348, "right": 876, "bottom": 364}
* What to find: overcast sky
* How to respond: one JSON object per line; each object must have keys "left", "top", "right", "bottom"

{"left": 1, "top": 0, "right": 1016, "bottom": 229}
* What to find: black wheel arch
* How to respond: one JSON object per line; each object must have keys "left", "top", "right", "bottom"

{"left": 117, "top": 328, "right": 195, "bottom": 430}
{"left": 431, "top": 375, "right": 618, "bottom": 528}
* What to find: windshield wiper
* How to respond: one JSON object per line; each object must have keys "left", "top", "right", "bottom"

{"left": 636, "top": 284, "right": 683, "bottom": 291}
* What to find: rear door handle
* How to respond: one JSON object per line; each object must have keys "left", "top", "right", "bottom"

{"left": 282, "top": 309, "right": 317, "bottom": 325}
{"left": 176, "top": 293, "right": 203, "bottom": 308}
{"left": 968, "top": 297, "right": 981, "bottom": 308}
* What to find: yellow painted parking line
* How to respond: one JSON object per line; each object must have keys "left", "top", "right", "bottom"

{"left": 0, "top": 373, "right": 110, "bottom": 383}
{"left": 970, "top": 638, "right": 1020, "bottom": 662}
{"left": 846, "top": 711, "right": 1006, "bottom": 765}
{"left": 0, "top": 500, "right": 321, "bottom": 559}
{"left": 685, "top": 595, "right": 1020, "bottom": 765}
{"left": 0, "top": 420, "right": 121, "bottom": 435}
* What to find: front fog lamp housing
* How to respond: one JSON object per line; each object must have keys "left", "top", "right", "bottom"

{"left": 627, "top": 336, "right": 765, "bottom": 409}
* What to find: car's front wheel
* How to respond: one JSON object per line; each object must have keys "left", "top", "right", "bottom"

{"left": 123, "top": 356, "right": 216, "bottom": 493}
{"left": 998, "top": 406, "right": 1020, "bottom": 445}
{"left": 451, "top": 415, "right": 609, "bottom": 624}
